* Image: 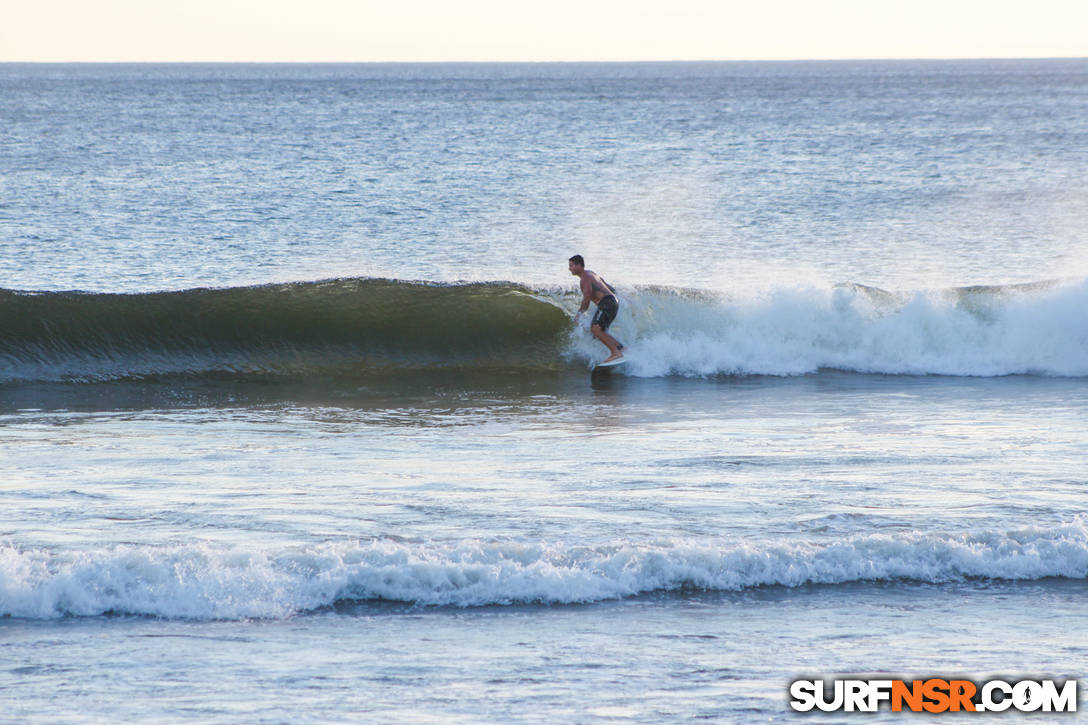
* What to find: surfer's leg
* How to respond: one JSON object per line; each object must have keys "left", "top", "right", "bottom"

{"left": 591, "top": 325, "right": 623, "bottom": 361}
{"left": 590, "top": 296, "right": 623, "bottom": 361}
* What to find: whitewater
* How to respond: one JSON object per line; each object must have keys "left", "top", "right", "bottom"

{"left": 2, "top": 60, "right": 1087, "bottom": 722}
{"left": 4, "top": 521, "right": 1088, "bottom": 619}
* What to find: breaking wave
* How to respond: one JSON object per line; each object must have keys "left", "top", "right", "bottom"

{"left": 2, "top": 276, "right": 1087, "bottom": 384}
{"left": 600, "top": 278, "right": 1088, "bottom": 378}
{"left": 2, "top": 519, "right": 1085, "bottom": 619}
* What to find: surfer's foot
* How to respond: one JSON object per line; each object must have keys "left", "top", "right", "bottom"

{"left": 603, "top": 352, "right": 624, "bottom": 363}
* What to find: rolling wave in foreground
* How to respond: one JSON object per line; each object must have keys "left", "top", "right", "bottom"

{"left": 2, "top": 518, "right": 1085, "bottom": 619}
{"left": 2, "top": 276, "right": 1087, "bottom": 384}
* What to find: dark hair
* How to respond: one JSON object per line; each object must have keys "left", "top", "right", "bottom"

{"left": 569, "top": 254, "right": 585, "bottom": 266}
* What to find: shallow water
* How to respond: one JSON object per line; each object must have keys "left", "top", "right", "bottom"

{"left": 4, "top": 581, "right": 1085, "bottom": 722}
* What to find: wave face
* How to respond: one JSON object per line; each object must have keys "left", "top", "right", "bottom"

{"left": 0, "top": 279, "right": 570, "bottom": 383}
{"left": 3, "top": 277, "right": 1087, "bottom": 384}
{"left": 2, "top": 519, "right": 1085, "bottom": 619}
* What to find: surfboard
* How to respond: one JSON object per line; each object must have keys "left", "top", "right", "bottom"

{"left": 593, "top": 357, "right": 627, "bottom": 370}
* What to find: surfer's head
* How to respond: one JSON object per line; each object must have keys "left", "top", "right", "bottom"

{"left": 568, "top": 255, "right": 585, "bottom": 275}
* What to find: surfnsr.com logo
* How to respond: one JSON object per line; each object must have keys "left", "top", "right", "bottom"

{"left": 789, "top": 678, "right": 1078, "bottom": 713}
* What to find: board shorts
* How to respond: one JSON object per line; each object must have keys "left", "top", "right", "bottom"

{"left": 590, "top": 294, "right": 619, "bottom": 331}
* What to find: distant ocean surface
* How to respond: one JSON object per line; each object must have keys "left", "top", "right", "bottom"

{"left": 1, "top": 61, "right": 1086, "bottom": 722}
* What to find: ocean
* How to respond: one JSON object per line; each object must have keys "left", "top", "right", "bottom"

{"left": 1, "top": 60, "right": 1086, "bottom": 722}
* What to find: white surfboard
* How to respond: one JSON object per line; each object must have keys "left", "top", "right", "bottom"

{"left": 593, "top": 357, "right": 627, "bottom": 370}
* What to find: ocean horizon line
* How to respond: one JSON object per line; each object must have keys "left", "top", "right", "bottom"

{"left": 3, "top": 56, "right": 1087, "bottom": 66}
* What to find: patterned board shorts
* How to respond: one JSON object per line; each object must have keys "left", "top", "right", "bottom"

{"left": 590, "top": 294, "right": 619, "bottom": 331}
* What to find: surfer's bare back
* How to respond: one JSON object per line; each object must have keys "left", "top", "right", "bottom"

{"left": 569, "top": 255, "right": 624, "bottom": 363}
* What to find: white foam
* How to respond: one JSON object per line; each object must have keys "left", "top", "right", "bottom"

{"left": 563, "top": 278, "right": 1088, "bottom": 377}
{"left": 2, "top": 518, "right": 1085, "bottom": 620}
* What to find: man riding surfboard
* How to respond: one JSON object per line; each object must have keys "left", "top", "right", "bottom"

{"left": 569, "top": 255, "right": 624, "bottom": 364}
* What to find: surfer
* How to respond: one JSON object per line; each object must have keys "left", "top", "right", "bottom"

{"left": 569, "top": 255, "right": 624, "bottom": 363}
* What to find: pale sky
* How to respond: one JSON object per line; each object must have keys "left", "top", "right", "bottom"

{"left": 3, "top": 0, "right": 1087, "bottom": 63}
